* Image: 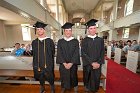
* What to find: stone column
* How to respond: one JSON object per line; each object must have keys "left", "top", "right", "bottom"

{"left": 56, "top": 0, "right": 59, "bottom": 21}
{"left": 137, "top": 27, "right": 140, "bottom": 42}
{"left": 109, "top": 29, "right": 118, "bottom": 41}
{"left": 112, "top": 0, "right": 119, "bottom": 20}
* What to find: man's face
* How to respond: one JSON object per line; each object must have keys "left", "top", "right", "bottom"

{"left": 15, "top": 44, "right": 20, "bottom": 49}
{"left": 36, "top": 28, "right": 45, "bottom": 36}
{"left": 64, "top": 28, "right": 72, "bottom": 38}
{"left": 88, "top": 26, "right": 96, "bottom": 36}
{"left": 127, "top": 42, "right": 131, "bottom": 46}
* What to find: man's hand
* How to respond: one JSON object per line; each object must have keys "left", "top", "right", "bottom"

{"left": 67, "top": 63, "right": 73, "bottom": 69}
{"left": 63, "top": 63, "right": 68, "bottom": 69}
{"left": 91, "top": 62, "right": 100, "bottom": 69}
{"left": 63, "top": 63, "right": 73, "bottom": 69}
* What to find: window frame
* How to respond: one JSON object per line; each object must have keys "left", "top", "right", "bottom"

{"left": 21, "top": 25, "right": 31, "bottom": 41}
{"left": 122, "top": 28, "right": 130, "bottom": 38}
{"left": 124, "top": 0, "right": 134, "bottom": 16}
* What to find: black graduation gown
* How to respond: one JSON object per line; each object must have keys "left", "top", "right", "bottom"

{"left": 32, "top": 38, "right": 55, "bottom": 85}
{"left": 56, "top": 38, "right": 80, "bottom": 89}
{"left": 81, "top": 36, "right": 104, "bottom": 92}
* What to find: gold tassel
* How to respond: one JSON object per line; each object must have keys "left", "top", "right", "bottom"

{"left": 44, "top": 40, "right": 47, "bottom": 68}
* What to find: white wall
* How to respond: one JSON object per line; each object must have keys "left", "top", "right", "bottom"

{"left": 5, "top": 26, "right": 14, "bottom": 47}
{"left": 5, "top": 25, "right": 36, "bottom": 47}
{"left": 0, "top": 20, "right": 7, "bottom": 48}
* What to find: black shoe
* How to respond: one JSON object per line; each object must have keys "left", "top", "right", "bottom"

{"left": 40, "top": 85, "right": 45, "bottom": 93}
{"left": 61, "top": 88, "right": 65, "bottom": 93}
{"left": 74, "top": 86, "right": 78, "bottom": 93}
{"left": 50, "top": 85, "right": 55, "bottom": 93}
{"left": 84, "top": 86, "right": 89, "bottom": 92}
{"left": 50, "top": 90, "right": 55, "bottom": 93}
{"left": 50, "top": 88, "right": 55, "bottom": 93}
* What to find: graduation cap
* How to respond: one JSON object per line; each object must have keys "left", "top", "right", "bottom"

{"left": 61, "top": 22, "right": 74, "bottom": 35}
{"left": 33, "top": 21, "right": 48, "bottom": 34}
{"left": 84, "top": 19, "right": 98, "bottom": 34}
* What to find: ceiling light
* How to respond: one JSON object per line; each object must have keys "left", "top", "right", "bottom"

{"left": 20, "top": 12, "right": 29, "bottom": 19}
{"left": 80, "top": 18, "right": 85, "bottom": 23}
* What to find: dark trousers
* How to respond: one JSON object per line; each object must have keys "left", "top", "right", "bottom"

{"left": 39, "top": 70, "right": 54, "bottom": 86}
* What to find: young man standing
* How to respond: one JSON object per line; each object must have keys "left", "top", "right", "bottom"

{"left": 32, "top": 21, "right": 55, "bottom": 93}
{"left": 56, "top": 22, "right": 80, "bottom": 93}
{"left": 81, "top": 19, "right": 105, "bottom": 93}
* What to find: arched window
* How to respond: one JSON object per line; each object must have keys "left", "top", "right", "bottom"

{"left": 122, "top": 28, "right": 129, "bottom": 38}
{"left": 124, "top": 0, "right": 134, "bottom": 16}
{"left": 21, "top": 24, "right": 31, "bottom": 41}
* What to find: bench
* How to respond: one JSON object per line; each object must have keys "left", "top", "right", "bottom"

{"left": 0, "top": 69, "right": 105, "bottom": 80}
{"left": 0, "top": 69, "right": 106, "bottom": 85}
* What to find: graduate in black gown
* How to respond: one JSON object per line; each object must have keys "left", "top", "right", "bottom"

{"left": 81, "top": 19, "right": 105, "bottom": 92}
{"left": 56, "top": 22, "right": 80, "bottom": 93}
{"left": 32, "top": 21, "right": 55, "bottom": 93}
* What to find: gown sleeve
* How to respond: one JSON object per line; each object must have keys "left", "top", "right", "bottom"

{"left": 48, "top": 39, "right": 55, "bottom": 70}
{"left": 81, "top": 38, "right": 93, "bottom": 66}
{"left": 98, "top": 38, "right": 105, "bottom": 64}
{"left": 71, "top": 40, "right": 81, "bottom": 65}
{"left": 32, "top": 40, "right": 39, "bottom": 79}
{"left": 56, "top": 40, "right": 65, "bottom": 64}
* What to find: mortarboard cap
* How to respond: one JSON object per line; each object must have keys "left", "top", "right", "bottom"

{"left": 61, "top": 22, "right": 74, "bottom": 35}
{"left": 33, "top": 21, "right": 48, "bottom": 34}
{"left": 33, "top": 21, "right": 47, "bottom": 28}
{"left": 84, "top": 19, "right": 98, "bottom": 34}
{"left": 85, "top": 19, "right": 98, "bottom": 27}
{"left": 61, "top": 22, "right": 74, "bottom": 29}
